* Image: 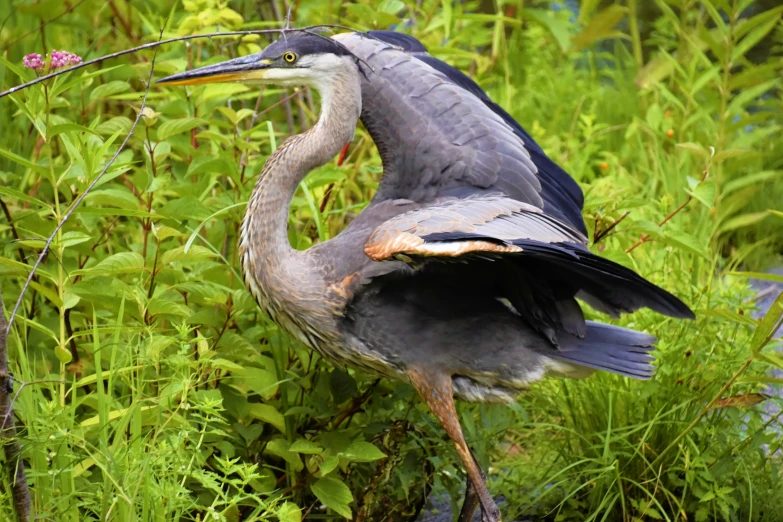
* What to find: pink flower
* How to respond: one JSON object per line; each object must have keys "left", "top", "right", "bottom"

{"left": 24, "top": 50, "right": 83, "bottom": 73}
{"left": 50, "top": 50, "right": 80, "bottom": 69}
{"left": 23, "top": 53, "right": 44, "bottom": 71}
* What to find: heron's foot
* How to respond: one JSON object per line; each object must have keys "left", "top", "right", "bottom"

{"left": 458, "top": 476, "right": 480, "bottom": 522}
{"left": 480, "top": 498, "right": 501, "bottom": 522}
{"left": 458, "top": 456, "right": 502, "bottom": 522}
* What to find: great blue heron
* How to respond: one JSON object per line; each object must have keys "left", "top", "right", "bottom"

{"left": 159, "top": 30, "right": 693, "bottom": 521}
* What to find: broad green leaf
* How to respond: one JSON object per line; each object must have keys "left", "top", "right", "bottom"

{"left": 329, "top": 368, "right": 357, "bottom": 404}
{"left": 687, "top": 182, "right": 717, "bottom": 209}
{"left": 289, "top": 439, "right": 323, "bottom": 454}
{"left": 248, "top": 403, "right": 286, "bottom": 434}
{"left": 658, "top": 230, "right": 711, "bottom": 261}
{"left": 277, "top": 502, "right": 302, "bottom": 522}
{"left": 311, "top": 477, "right": 353, "bottom": 519}
{"left": 231, "top": 367, "right": 279, "bottom": 400}
{"left": 148, "top": 296, "right": 190, "bottom": 317}
{"left": 341, "top": 441, "right": 386, "bottom": 463}
{"left": 571, "top": 5, "right": 627, "bottom": 51}
{"left": 90, "top": 80, "right": 131, "bottom": 101}
{"left": 62, "top": 293, "right": 80, "bottom": 310}
{"left": 95, "top": 116, "right": 133, "bottom": 135}
{"left": 378, "top": 0, "right": 404, "bottom": 14}
{"left": 157, "top": 118, "right": 207, "bottom": 140}
{"left": 55, "top": 344, "right": 73, "bottom": 364}
{"left": 74, "top": 252, "right": 145, "bottom": 277}
{"left": 199, "top": 84, "right": 248, "bottom": 102}
{"left": 85, "top": 189, "right": 139, "bottom": 210}
{"left": 74, "top": 207, "right": 163, "bottom": 219}
{"left": 265, "top": 439, "right": 303, "bottom": 471}
{"left": 526, "top": 9, "right": 571, "bottom": 53}
{"left": 159, "top": 245, "right": 216, "bottom": 268}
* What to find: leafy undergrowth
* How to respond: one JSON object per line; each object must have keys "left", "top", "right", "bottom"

{"left": 1, "top": 1, "right": 782, "bottom": 521}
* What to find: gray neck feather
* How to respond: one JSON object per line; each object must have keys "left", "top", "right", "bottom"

{"left": 240, "top": 57, "right": 362, "bottom": 331}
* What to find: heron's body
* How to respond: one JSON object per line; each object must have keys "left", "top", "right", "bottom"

{"left": 161, "top": 31, "right": 694, "bottom": 520}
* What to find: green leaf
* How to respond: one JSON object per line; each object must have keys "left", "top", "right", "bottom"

{"left": 0, "top": 186, "right": 52, "bottom": 209}
{"left": 342, "top": 441, "right": 386, "bottom": 463}
{"left": 184, "top": 202, "right": 246, "bottom": 253}
{"left": 277, "top": 502, "right": 302, "bottom": 522}
{"left": 147, "top": 296, "right": 190, "bottom": 317}
{"left": 732, "top": 6, "right": 783, "bottom": 61}
{"left": 231, "top": 367, "right": 279, "bottom": 400}
{"left": 265, "top": 439, "right": 303, "bottom": 472}
{"left": 718, "top": 212, "right": 770, "bottom": 234}
{"left": 90, "top": 80, "right": 131, "bottom": 101}
{"left": 329, "top": 368, "right": 357, "bottom": 404}
{"left": 571, "top": 5, "right": 627, "bottom": 51}
{"left": 289, "top": 439, "right": 323, "bottom": 455}
{"left": 157, "top": 118, "right": 207, "bottom": 140}
{"left": 0, "top": 147, "right": 46, "bottom": 173}
{"left": 96, "top": 116, "right": 133, "bottom": 136}
{"left": 248, "top": 403, "right": 286, "bottom": 434}
{"left": 159, "top": 245, "right": 216, "bottom": 268}
{"left": 85, "top": 189, "right": 139, "bottom": 210}
{"left": 658, "top": 230, "right": 711, "bottom": 260}
{"left": 74, "top": 207, "right": 163, "bottom": 219}
{"left": 751, "top": 290, "right": 783, "bottom": 352}
{"left": 723, "top": 170, "right": 782, "bottom": 196}
{"left": 687, "top": 181, "right": 717, "bottom": 208}
{"left": 311, "top": 477, "right": 353, "bottom": 519}
{"left": 377, "top": 0, "right": 404, "bottom": 14}
{"left": 55, "top": 345, "right": 73, "bottom": 364}
{"left": 725, "top": 271, "right": 783, "bottom": 284}
{"left": 754, "top": 352, "right": 783, "bottom": 370}
{"left": 74, "top": 252, "right": 145, "bottom": 277}
{"left": 526, "top": 8, "right": 572, "bottom": 53}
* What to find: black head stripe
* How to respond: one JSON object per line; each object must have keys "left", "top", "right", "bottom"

{"left": 261, "top": 32, "right": 354, "bottom": 60}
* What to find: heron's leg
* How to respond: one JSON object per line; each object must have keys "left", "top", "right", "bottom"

{"left": 408, "top": 369, "right": 501, "bottom": 522}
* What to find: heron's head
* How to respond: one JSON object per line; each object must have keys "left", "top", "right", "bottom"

{"left": 158, "top": 32, "right": 359, "bottom": 89}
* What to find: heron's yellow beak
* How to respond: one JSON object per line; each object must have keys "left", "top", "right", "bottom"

{"left": 158, "top": 56, "right": 274, "bottom": 86}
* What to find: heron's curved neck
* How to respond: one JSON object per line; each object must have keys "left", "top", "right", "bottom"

{"left": 241, "top": 62, "right": 361, "bottom": 309}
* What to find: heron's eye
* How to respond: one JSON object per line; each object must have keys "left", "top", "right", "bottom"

{"left": 283, "top": 52, "right": 297, "bottom": 64}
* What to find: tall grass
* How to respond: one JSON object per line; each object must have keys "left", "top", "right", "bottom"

{"left": 0, "top": 0, "right": 781, "bottom": 520}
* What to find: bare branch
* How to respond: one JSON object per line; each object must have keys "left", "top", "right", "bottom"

{"left": 0, "top": 24, "right": 379, "bottom": 100}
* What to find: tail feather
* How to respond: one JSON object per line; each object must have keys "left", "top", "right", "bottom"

{"left": 512, "top": 240, "right": 695, "bottom": 320}
{"left": 554, "top": 322, "right": 657, "bottom": 380}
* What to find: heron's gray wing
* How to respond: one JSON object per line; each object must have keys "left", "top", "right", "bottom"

{"left": 360, "top": 195, "right": 693, "bottom": 344}
{"left": 363, "top": 195, "right": 585, "bottom": 261}
{"left": 334, "top": 31, "right": 586, "bottom": 236}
